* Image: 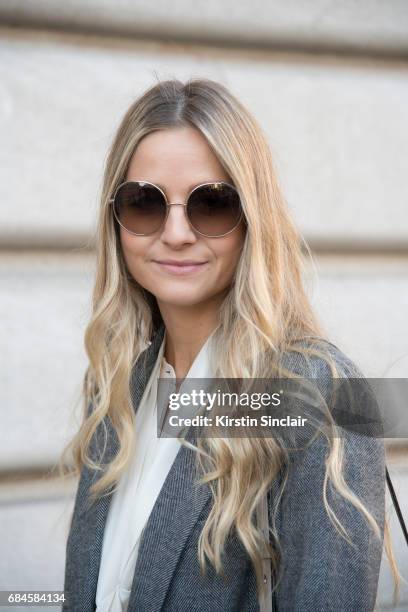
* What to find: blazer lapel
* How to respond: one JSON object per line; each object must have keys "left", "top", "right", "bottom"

{"left": 127, "top": 327, "right": 213, "bottom": 609}
{"left": 67, "top": 322, "right": 212, "bottom": 611}
{"left": 127, "top": 424, "right": 212, "bottom": 611}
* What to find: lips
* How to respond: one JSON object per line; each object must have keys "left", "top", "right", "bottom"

{"left": 155, "top": 260, "right": 207, "bottom": 266}
{"left": 153, "top": 259, "right": 208, "bottom": 276}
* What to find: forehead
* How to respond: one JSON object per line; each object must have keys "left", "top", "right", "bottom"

{"left": 125, "top": 126, "right": 230, "bottom": 185}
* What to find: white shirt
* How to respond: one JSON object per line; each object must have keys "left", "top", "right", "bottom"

{"left": 95, "top": 329, "right": 215, "bottom": 612}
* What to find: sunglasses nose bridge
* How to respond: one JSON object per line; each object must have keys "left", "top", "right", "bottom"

{"left": 161, "top": 201, "right": 194, "bottom": 234}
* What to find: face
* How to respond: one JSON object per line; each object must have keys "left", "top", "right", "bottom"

{"left": 118, "top": 126, "right": 246, "bottom": 315}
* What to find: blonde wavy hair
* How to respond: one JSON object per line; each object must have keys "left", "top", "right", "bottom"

{"left": 59, "top": 78, "right": 402, "bottom": 607}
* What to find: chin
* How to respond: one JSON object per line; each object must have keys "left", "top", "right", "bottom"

{"left": 153, "top": 292, "right": 210, "bottom": 308}
{"left": 149, "top": 281, "right": 220, "bottom": 306}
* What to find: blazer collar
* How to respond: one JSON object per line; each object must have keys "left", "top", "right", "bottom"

{"left": 73, "top": 322, "right": 212, "bottom": 610}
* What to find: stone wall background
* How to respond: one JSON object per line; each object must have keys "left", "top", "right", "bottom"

{"left": 0, "top": 2, "right": 407, "bottom": 609}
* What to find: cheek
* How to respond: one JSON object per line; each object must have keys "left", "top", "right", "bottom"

{"left": 120, "top": 227, "right": 138, "bottom": 251}
{"left": 120, "top": 226, "right": 150, "bottom": 255}
{"left": 119, "top": 230, "right": 150, "bottom": 276}
{"left": 212, "top": 229, "right": 246, "bottom": 275}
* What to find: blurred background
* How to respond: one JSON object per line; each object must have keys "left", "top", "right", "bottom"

{"left": 0, "top": 1, "right": 407, "bottom": 609}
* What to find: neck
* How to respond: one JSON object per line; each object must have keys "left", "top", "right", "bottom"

{"left": 157, "top": 297, "right": 223, "bottom": 379}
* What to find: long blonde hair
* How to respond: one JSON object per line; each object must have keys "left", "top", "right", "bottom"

{"left": 59, "top": 78, "right": 402, "bottom": 606}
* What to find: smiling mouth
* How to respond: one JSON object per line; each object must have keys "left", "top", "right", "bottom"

{"left": 152, "top": 260, "right": 209, "bottom": 275}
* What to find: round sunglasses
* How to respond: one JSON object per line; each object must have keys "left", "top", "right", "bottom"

{"left": 109, "top": 180, "right": 244, "bottom": 238}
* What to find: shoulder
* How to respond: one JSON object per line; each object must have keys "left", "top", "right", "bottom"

{"left": 280, "top": 335, "right": 365, "bottom": 379}
{"left": 276, "top": 336, "right": 366, "bottom": 405}
{"left": 274, "top": 335, "right": 386, "bottom": 448}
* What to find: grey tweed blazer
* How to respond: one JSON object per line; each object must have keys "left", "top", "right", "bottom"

{"left": 63, "top": 324, "right": 385, "bottom": 611}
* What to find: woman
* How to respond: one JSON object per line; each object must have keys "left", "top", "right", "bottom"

{"left": 61, "top": 78, "right": 398, "bottom": 611}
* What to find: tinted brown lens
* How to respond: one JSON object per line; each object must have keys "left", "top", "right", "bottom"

{"left": 113, "top": 182, "right": 166, "bottom": 234}
{"left": 187, "top": 184, "right": 242, "bottom": 236}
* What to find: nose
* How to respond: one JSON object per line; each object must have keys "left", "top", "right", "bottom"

{"left": 159, "top": 203, "right": 197, "bottom": 246}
